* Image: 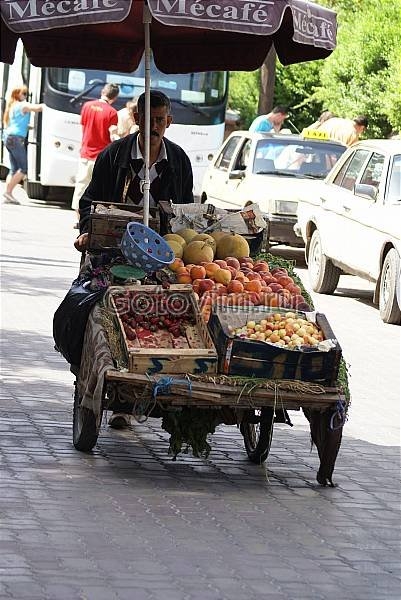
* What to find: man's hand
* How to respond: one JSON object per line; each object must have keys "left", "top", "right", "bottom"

{"left": 74, "top": 233, "right": 89, "bottom": 251}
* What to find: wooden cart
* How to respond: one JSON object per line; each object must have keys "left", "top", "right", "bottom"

{"left": 72, "top": 297, "right": 347, "bottom": 487}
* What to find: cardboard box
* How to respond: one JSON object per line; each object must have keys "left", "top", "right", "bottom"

{"left": 208, "top": 306, "right": 342, "bottom": 385}
{"left": 110, "top": 284, "right": 218, "bottom": 375}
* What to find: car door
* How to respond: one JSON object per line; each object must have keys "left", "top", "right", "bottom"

{"left": 223, "top": 137, "right": 253, "bottom": 208}
{"left": 202, "top": 135, "right": 243, "bottom": 206}
{"left": 345, "top": 152, "right": 388, "bottom": 278}
{"left": 318, "top": 149, "right": 370, "bottom": 265}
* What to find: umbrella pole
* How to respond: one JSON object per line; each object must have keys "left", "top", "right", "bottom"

{"left": 142, "top": 2, "right": 152, "bottom": 227}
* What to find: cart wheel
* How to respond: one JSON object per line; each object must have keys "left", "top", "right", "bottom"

{"left": 240, "top": 408, "right": 274, "bottom": 464}
{"left": 73, "top": 385, "right": 100, "bottom": 452}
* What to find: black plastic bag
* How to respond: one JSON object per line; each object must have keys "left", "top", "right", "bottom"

{"left": 53, "top": 277, "right": 106, "bottom": 367}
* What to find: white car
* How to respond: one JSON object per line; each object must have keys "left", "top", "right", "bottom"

{"left": 295, "top": 139, "right": 401, "bottom": 324}
{"left": 200, "top": 130, "right": 346, "bottom": 248}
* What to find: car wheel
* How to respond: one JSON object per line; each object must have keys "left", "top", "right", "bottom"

{"left": 379, "top": 248, "right": 401, "bottom": 324}
{"left": 308, "top": 230, "right": 340, "bottom": 294}
{"left": 25, "top": 181, "right": 49, "bottom": 201}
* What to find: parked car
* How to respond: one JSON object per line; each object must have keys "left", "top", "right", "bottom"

{"left": 200, "top": 130, "right": 346, "bottom": 248}
{"left": 295, "top": 139, "right": 401, "bottom": 324}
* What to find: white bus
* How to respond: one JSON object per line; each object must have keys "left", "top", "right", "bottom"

{"left": 0, "top": 43, "right": 228, "bottom": 201}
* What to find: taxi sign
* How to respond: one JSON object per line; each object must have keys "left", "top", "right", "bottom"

{"left": 301, "top": 128, "right": 330, "bottom": 141}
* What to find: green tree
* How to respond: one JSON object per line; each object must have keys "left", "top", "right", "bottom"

{"left": 316, "top": 0, "right": 401, "bottom": 137}
{"left": 228, "top": 0, "right": 401, "bottom": 137}
{"left": 228, "top": 70, "right": 259, "bottom": 129}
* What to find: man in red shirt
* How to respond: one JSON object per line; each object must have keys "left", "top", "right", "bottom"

{"left": 71, "top": 83, "right": 119, "bottom": 223}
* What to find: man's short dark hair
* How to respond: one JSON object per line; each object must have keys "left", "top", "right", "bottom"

{"left": 138, "top": 90, "right": 171, "bottom": 115}
{"left": 354, "top": 115, "right": 368, "bottom": 127}
{"left": 102, "top": 83, "right": 120, "bottom": 100}
{"left": 272, "top": 105, "right": 289, "bottom": 115}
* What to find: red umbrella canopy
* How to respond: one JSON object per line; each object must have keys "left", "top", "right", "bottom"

{"left": 1, "top": 0, "right": 337, "bottom": 72}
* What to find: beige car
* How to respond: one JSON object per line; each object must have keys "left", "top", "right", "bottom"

{"left": 295, "top": 139, "right": 401, "bottom": 324}
{"left": 201, "top": 130, "right": 346, "bottom": 249}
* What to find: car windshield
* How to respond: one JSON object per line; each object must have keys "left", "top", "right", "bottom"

{"left": 253, "top": 139, "right": 345, "bottom": 178}
{"left": 387, "top": 155, "right": 401, "bottom": 203}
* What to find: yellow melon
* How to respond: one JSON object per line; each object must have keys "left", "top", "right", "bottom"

{"left": 175, "top": 228, "right": 198, "bottom": 244}
{"left": 166, "top": 240, "right": 184, "bottom": 259}
{"left": 190, "top": 233, "right": 216, "bottom": 254}
{"left": 215, "top": 232, "right": 250, "bottom": 260}
{"left": 183, "top": 240, "right": 214, "bottom": 265}
{"left": 210, "top": 231, "right": 229, "bottom": 245}
{"left": 163, "top": 233, "right": 186, "bottom": 248}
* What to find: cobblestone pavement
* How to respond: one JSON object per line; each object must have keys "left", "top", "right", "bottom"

{"left": 1, "top": 191, "right": 400, "bottom": 600}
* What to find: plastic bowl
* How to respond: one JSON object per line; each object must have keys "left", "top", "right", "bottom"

{"left": 121, "top": 222, "right": 174, "bottom": 273}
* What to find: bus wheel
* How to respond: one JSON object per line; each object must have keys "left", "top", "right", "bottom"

{"left": 0, "top": 165, "right": 9, "bottom": 181}
{"left": 26, "top": 181, "right": 49, "bottom": 201}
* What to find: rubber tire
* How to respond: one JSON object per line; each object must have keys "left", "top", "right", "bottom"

{"left": 0, "top": 165, "right": 9, "bottom": 181}
{"left": 308, "top": 230, "right": 341, "bottom": 294}
{"left": 73, "top": 385, "right": 99, "bottom": 452}
{"left": 26, "top": 181, "right": 49, "bottom": 201}
{"left": 379, "top": 248, "right": 401, "bottom": 324}
{"left": 240, "top": 408, "right": 274, "bottom": 464}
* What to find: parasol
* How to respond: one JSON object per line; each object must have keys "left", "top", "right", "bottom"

{"left": 1, "top": 0, "right": 337, "bottom": 225}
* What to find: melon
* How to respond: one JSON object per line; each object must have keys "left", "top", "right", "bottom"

{"left": 216, "top": 232, "right": 250, "bottom": 260}
{"left": 166, "top": 240, "right": 184, "bottom": 259}
{"left": 183, "top": 240, "right": 214, "bottom": 265}
{"left": 210, "top": 231, "right": 229, "bottom": 245}
{"left": 190, "top": 233, "right": 216, "bottom": 253}
{"left": 163, "top": 233, "right": 186, "bottom": 248}
{"left": 175, "top": 228, "right": 198, "bottom": 244}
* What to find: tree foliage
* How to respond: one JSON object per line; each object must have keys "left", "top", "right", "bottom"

{"left": 228, "top": 69, "right": 259, "bottom": 128}
{"left": 228, "top": 0, "right": 400, "bottom": 137}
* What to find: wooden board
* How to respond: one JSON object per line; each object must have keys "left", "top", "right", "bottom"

{"left": 105, "top": 370, "right": 346, "bottom": 410}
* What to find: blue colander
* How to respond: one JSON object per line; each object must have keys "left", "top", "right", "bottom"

{"left": 121, "top": 222, "right": 175, "bottom": 273}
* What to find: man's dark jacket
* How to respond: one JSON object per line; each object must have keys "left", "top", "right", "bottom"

{"left": 79, "top": 133, "right": 194, "bottom": 233}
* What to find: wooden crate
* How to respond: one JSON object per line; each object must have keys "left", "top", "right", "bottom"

{"left": 87, "top": 202, "right": 159, "bottom": 250}
{"left": 208, "top": 307, "right": 342, "bottom": 386}
{"left": 110, "top": 284, "right": 217, "bottom": 375}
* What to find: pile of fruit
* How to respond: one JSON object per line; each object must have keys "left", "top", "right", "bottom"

{"left": 229, "top": 312, "right": 324, "bottom": 349}
{"left": 112, "top": 289, "right": 198, "bottom": 349}
{"left": 163, "top": 229, "right": 310, "bottom": 322}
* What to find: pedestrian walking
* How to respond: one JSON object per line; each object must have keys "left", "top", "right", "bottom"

{"left": 71, "top": 83, "right": 120, "bottom": 225}
{"left": 317, "top": 115, "right": 368, "bottom": 146}
{"left": 115, "top": 98, "right": 138, "bottom": 138}
{"left": 249, "top": 105, "right": 289, "bottom": 134}
{"left": 307, "top": 110, "right": 335, "bottom": 130}
{"left": 2, "top": 85, "right": 43, "bottom": 205}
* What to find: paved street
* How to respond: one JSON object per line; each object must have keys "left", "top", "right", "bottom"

{"left": 1, "top": 187, "right": 400, "bottom": 600}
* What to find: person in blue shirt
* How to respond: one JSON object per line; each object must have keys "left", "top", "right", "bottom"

{"left": 249, "top": 105, "right": 289, "bottom": 134}
{"left": 2, "top": 85, "right": 43, "bottom": 204}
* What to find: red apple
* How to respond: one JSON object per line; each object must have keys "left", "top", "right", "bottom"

{"left": 225, "top": 257, "right": 241, "bottom": 270}
{"left": 271, "top": 267, "right": 288, "bottom": 277}
{"left": 290, "top": 294, "right": 307, "bottom": 308}
{"left": 214, "top": 259, "right": 228, "bottom": 269}
{"left": 198, "top": 279, "right": 215, "bottom": 295}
